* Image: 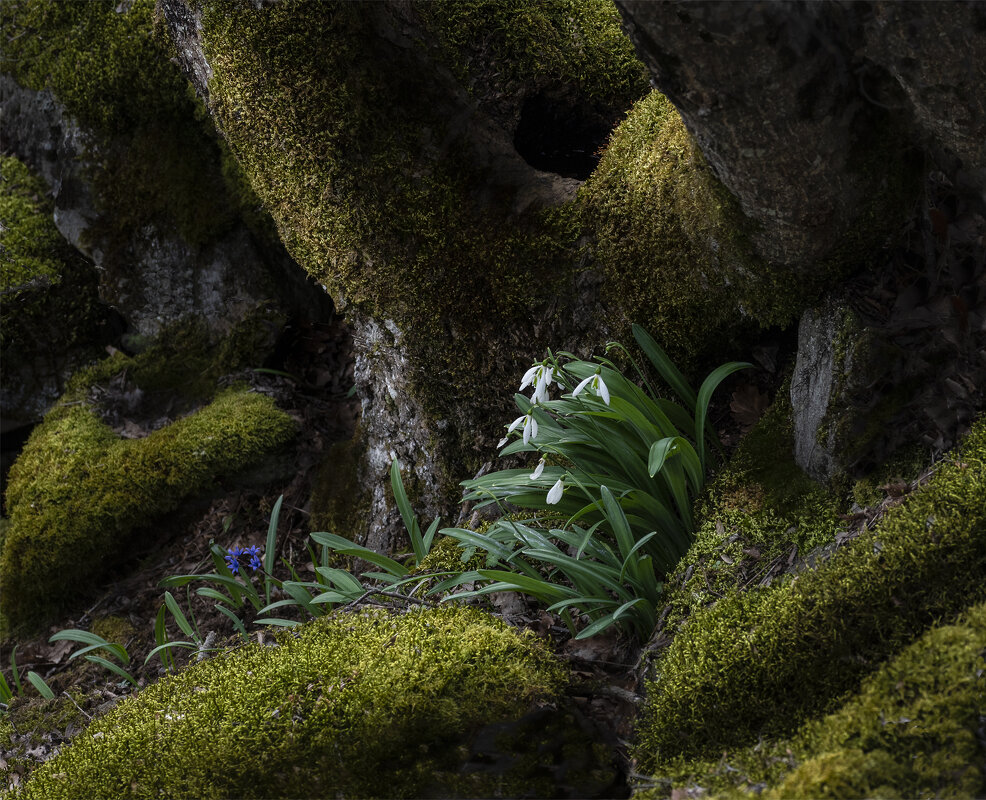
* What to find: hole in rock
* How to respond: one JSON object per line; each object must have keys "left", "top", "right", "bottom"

{"left": 513, "top": 91, "right": 615, "bottom": 181}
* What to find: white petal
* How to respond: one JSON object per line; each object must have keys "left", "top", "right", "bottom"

{"left": 508, "top": 415, "right": 526, "bottom": 433}
{"left": 519, "top": 366, "right": 539, "bottom": 391}
{"left": 497, "top": 437, "right": 509, "bottom": 448}
{"left": 572, "top": 375, "right": 593, "bottom": 397}
{"left": 523, "top": 414, "right": 533, "bottom": 444}
{"left": 596, "top": 375, "right": 611, "bottom": 405}
{"left": 546, "top": 478, "right": 564, "bottom": 505}
{"left": 529, "top": 458, "right": 545, "bottom": 480}
{"left": 544, "top": 366, "right": 554, "bottom": 386}
{"left": 530, "top": 415, "right": 538, "bottom": 441}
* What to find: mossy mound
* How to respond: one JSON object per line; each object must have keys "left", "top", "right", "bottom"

{"left": 658, "top": 389, "right": 844, "bottom": 635}
{"left": 633, "top": 416, "right": 986, "bottom": 769}
{"left": 0, "top": 155, "right": 66, "bottom": 293}
{"left": 14, "top": 607, "right": 564, "bottom": 799}
{"left": 0, "top": 383, "right": 295, "bottom": 631}
{"left": 634, "top": 599, "right": 986, "bottom": 799}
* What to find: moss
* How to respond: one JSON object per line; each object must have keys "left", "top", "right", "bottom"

{"left": 0, "top": 156, "right": 65, "bottom": 293}
{"left": 634, "top": 600, "right": 986, "bottom": 799}
{"left": 659, "top": 389, "right": 845, "bottom": 635}
{"left": 633, "top": 416, "right": 986, "bottom": 770}
{"left": 419, "top": 0, "right": 649, "bottom": 103}
{"left": 196, "top": 0, "right": 647, "bottom": 489}
{"left": 0, "top": 1, "right": 254, "bottom": 260}
{"left": 0, "top": 156, "right": 113, "bottom": 415}
{"left": 0, "top": 388, "right": 296, "bottom": 632}
{"left": 15, "top": 606, "right": 564, "bottom": 799}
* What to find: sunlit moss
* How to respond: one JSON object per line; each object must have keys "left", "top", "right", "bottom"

{"left": 634, "top": 416, "right": 986, "bottom": 770}
{"left": 1, "top": 388, "right": 295, "bottom": 631}
{"left": 15, "top": 607, "right": 564, "bottom": 799}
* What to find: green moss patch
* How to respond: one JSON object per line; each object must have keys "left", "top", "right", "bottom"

{"left": 0, "top": 0, "right": 252, "bottom": 257}
{"left": 15, "top": 606, "right": 563, "bottom": 799}
{"left": 660, "top": 390, "right": 844, "bottom": 635}
{"left": 0, "top": 155, "right": 65, "bottom": 293}
{"left": 634, "top": 416, "right": 986, "bottom": 769}
{"left": 0, "top": 388, "right": 295, "bottom": 631}
{"left": 634, "top": 599, "right": 986, "bottom": 799}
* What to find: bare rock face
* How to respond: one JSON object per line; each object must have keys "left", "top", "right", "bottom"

{"left": 0, "top": 75, "right": 324, "bottom": 340}
{"left": 614, "top": 0, "right": 986, "bottom": 266}
{"left": 617, "top": 0, "right": 986, "bottom": 475}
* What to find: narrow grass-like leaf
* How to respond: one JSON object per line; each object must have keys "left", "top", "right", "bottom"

{"left": 10, "top": 646, "right": 22, "bottom": 696}
{"left": 632, "top": 324, "right": 697, "bottom": 408}
{"left": 694, "top": 361, "right": 752, "bottom": 470}
{"left": 153, "top": 605, "right": 174, "bottom": 671}
{"left": 213, "top": 604, "right": 250, "bottom": 640}
{"left": 144, "top": 641, "right": 197, "bottom": 665}
{"left": 391, "top": 459, "right": 426, "bottom": 561}
{"left": 50, "top": 631, "right": 129, "bottom": 665}
{"left": 25, "top": 671, "right": 55, "bottom": 699}
{"left": 164, "top": 591, "right": 196, "bottom": 639}
{"left": 310, "top": 532, "right": 408, "bottom": 577}
{"left": 84, "top": 656, "right": 138, "bottom": 688}
{"left": 255, "top": 618, "right": 302, "bottom": 628}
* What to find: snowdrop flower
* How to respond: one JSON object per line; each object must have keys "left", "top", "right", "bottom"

{"left": 507, "top": 412, "right": 539, "bottom": 444}
{"left": 497, "top": 436, "right": 509, "bottom": 448}
{"left": 546, "top": 477, "right": 565, "bottom": 505}
{"left": 529, "top": 457, "right": 546, "bottom": 480}
{"left": 572, "top": 371, "right": 611, "bottom": 405}
{"left": 520, "top": 363, "right": 554, "bottom": 404}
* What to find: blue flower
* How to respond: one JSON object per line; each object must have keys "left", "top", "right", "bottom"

{"left": 244, "top": 545, "right": 263, "bottom": 572}
{"left": 225, "top": 547, "right": 245, "bottom": 575}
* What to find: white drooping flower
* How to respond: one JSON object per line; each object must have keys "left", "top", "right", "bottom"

{"left": 520, "top": 363, "right": 554, "bottom": 404}
{"left": 546, "top": 477, "right": 564, "bottom": 505}
{"left": 572, "top": 371, "right": 611, "bottom": 405}
{"left": 507, "top": 411, "right": 539, "bottom": 444}
{"left": 529, "top": 457, "right": 546, "bottom": 480}
{"left": 497, "top": 436, "right": 509, "bottom": 449}
{"left": 523, "top": 413, "right": 538, "bottom": 444}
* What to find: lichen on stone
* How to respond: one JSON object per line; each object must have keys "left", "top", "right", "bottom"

{"left": 13, "top": 606, "right": 564, "bottom": 799}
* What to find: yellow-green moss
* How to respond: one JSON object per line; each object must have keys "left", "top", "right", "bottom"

{"left": 633, "top": 600, "right": 986, "bottom": 799}
{"left": 196, "top": 0, "right": 648, "bottom": 486}
{"left": 0, "top": 156, "right": 111, "bottom": 410}
{"left": 0, "top": 388, "right": 295, "bottom": 631}
{"left": 633, "top": 416, "right": 986, "bottom": 770}
{"left": 0, "top": 155, "right": 65, "bottom": 292}
{"left": 0, "top": 0, "right": 252, "bottom": 254}
{"left": 576, "top": 91, "right": 763, "bottom": 366}
{"left": 15, "top": 606, "right": 564, "bottom": 799}
{"left": 659, "top": 389, "right": 844, "bottom": 634}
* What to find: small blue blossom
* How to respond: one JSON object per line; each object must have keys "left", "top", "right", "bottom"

{"left": 225, "top": 547, "right": 245, "bottom": 575}
{"left": 244, "top": 545, "right": 263, "bottom": 572}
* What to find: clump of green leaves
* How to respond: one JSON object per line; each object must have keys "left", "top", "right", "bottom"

{"left": 436, "top": 325, "right": 750, "bottom": 639}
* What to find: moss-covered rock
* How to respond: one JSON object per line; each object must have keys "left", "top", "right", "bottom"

{"left": 0, "top": 377, "right": 295, "bottom": 631}
{"left": 0, "top": 0, "right": 324, "bottom": 338}
{"left": 578, "top": 91, "right": 765, "bottom": 364}
{"left": 633, "top": 415, "right": 986, "bottom": 769}
{"left": 633, "top": 598, "right": 986, "bottom": 799}
{"left": 14, "top": 606, "right": 564, "bottom": 799}
{"left": 655, "top": 387, "right": 845, "bottom": 640}
{"left": 0, "top": 155, "right": 114, "bottom": 424}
